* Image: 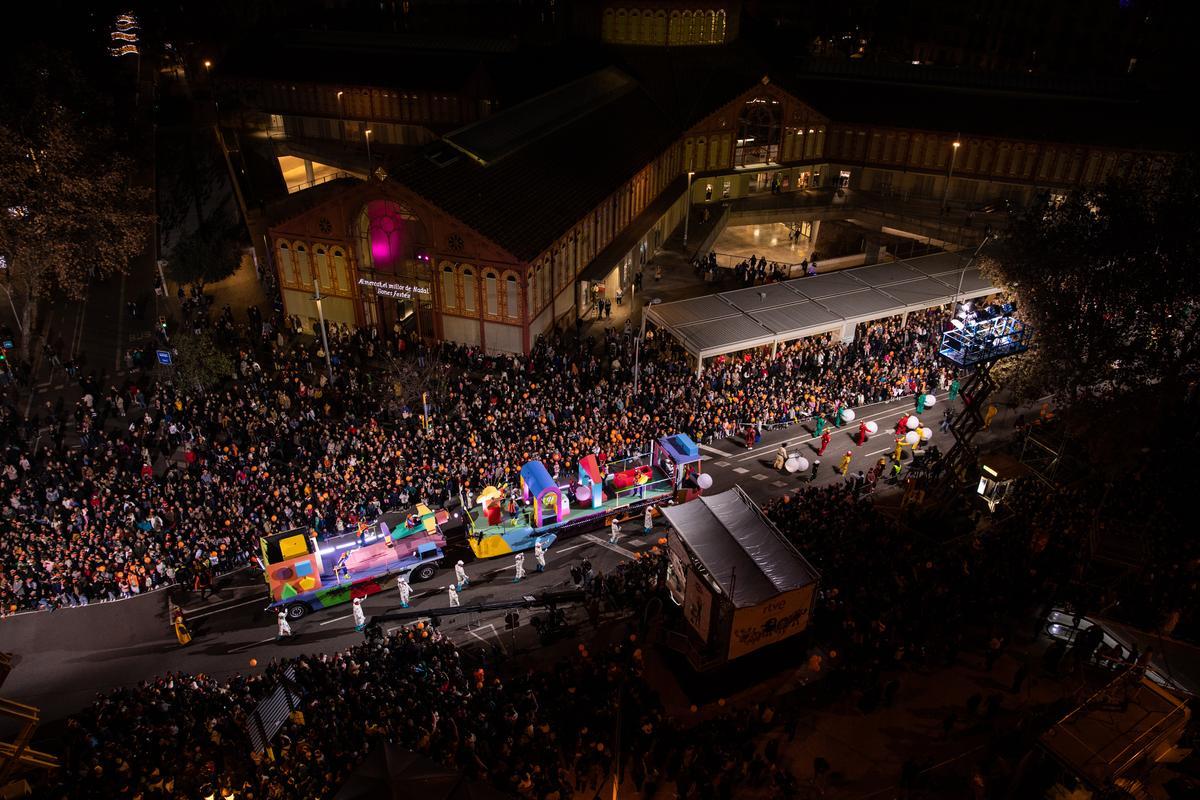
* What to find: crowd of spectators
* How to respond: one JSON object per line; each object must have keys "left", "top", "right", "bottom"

{"left": 0, "top": 297, "right": 952, "bottom": 614}
{"left": 43, "top": 546, "right": 806, "bottom": 800}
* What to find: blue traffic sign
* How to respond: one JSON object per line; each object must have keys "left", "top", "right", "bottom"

{"left": 156, "top": 350, "right": 173, "bottom": 366}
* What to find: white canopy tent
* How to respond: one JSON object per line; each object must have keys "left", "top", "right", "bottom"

{"left": 646, "top": 252, "right": 1000, "bottom": 374}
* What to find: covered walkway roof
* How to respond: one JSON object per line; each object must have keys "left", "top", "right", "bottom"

{"left": 646, "top": 252, "right": 1000, "bottom": 362}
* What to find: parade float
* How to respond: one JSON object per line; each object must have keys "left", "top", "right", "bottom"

{"left": 262, "top": 504, "right": 449, "bottom": 619}
{"left": 466, "top": 433, "right": 709, "bottom": 559}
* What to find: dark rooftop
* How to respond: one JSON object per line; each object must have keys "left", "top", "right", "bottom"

{"left": 446, "top": 68, "right": 637, "bottom": 165}
{"left": 391, "top": 84, "right": 680, "bottom": 262}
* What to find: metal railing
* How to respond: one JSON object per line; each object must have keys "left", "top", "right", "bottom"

{"left": 286, "top": 170, "right": 356, "bottom": 194}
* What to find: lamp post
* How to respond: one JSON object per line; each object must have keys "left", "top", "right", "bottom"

{"left": 336, "top": 91, "right": 345, "bottom": 140}
{"left": 364, "top": 128, "right": 374, "bottom": 177}
{"left": 682, "top": 170, "right": 696, "bottom": 250}
{"left": 312, "top": 283, "right": 335, "bottom": 386}
{"left": 632, "top": 297, "right": 660, "bottom": 396}
{"left": 941, "top": 139, "right": 961, "bottom": 213}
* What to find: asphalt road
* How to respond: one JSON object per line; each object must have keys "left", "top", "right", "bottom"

{"left": 1, "top": 390, "right": 1028, "bottom": 728}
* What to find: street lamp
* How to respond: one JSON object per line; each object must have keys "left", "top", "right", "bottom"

{"left": 941, "top": 139, "right": 961, "bottom": 213}
{"left": 632, "top": 297, "right": 661, "bottom": 396}
{"left": 312, "top": 284, "right": 335, "bottom": 386}
{"left": 364, "top": 128, "right": 374, "bottom": 177}
{"left": 682, "top": 170, "right": 696, "bottom": 249}
{"left": 336, "top": 91, "right": 345, "bottom": 140}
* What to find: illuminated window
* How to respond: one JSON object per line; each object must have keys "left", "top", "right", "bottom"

{"left": 505, "top": 274, "right": 520, "bottom": 319}
{"left": 462, "top": 267, "right": 477, "bottom": 313}
{"left": 355, "top": 200, "right": 427, "bottom": 274}
{"left": 441, "top": 265, "right": 456, "bottom": 310}
{"left": 484, "top": 271, "right": 499, "bottom": 316}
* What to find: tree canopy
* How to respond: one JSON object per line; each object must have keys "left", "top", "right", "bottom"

{"left": 171, "top": 329, "right": 235, "bottom": 391}
{"left": 983, "top": 157, "right": 1200, "bottom": 407}
{"left": 0, "top": 45, "right": 151, "bottom": 356}
{"left": 166, "top": 212, "right": 243, "bottom": 288}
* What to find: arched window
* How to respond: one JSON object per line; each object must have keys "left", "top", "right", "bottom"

{"left": 330, "top": 247, "right": 348, "bottom": 292}
{"left": 653, "top": 10, "right": 668, "bottom": 44}
{"left": 484, "top": 271, "right": 499, "bottom": 316}
{"left": 314, "top": 246, "right": 332, "bottom": 291}
{"left": 734, "top": 97, "right": 782, "bottom": 167}
{"left": 601, "top": 9, "right": 615, "bottom": 42}
{"left": 462, "top": 267, "right": 477, "bottom": 313}
{"left": 505, "top": 274, "right": 520, "bottom": 319}
{"left": 713, "top": 10, "right": 726, "bottom": 42}
{"left": 276, "top": 240, "right": 293, "bottom": 285}
{"left": 441, "top": 264, "right": 457, "bottom": 310}
{"left": 615, "top": 9, "right": 628, "bottom": 43}
{"left": 293, "top": 242, "right": 312, "bottom": 289}
{"left": 355, "top": 199, "right": 427, "bottom": 273}
{"left": 628, "top": 10, "right": 641, "bottom": 44}
{"left": 668, "top": 11, "right": 682, "bottom": 45}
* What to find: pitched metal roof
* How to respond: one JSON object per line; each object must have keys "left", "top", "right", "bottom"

{"left": 391, "top": 82, "right": 680, "bottom": 262}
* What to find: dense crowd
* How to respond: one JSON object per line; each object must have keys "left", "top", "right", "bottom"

{"left": 0, "top": 296, "right": 952, "bottom": 614}
{"left": 43, "top": 549, "right": 806, "bottom": 800}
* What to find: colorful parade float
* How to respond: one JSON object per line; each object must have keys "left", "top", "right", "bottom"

{"left": 466, "top": 433, "right": 709, "bottom": 558}
{"left": 262, "top": 504, "right": 449, "bottom": 619}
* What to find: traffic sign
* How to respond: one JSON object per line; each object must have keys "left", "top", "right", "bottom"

{"left": 156, "top": 350, "right": 173, "bottom": 366}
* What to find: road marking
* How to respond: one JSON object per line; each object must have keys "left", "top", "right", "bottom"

{"left": 467, "top": 623, "right": 508, "bottom": 654}
{"left": 228, "top": 636, "right": 276, "bottom": 654}
{"left": 183, "top": 596, "right": 267, "bottom": 619}
{"left": 698, "top": 443, "right": 729, "bottom": 457}
{"left": 732, "top": 467, "right": 749, "bottom": 474}
{"left": 582, "top": 533, "right": 637, "bottom": 559}
{"left": 728, "top": 395, "right": 940, "bottom": 463}
{"left": 752, "top": 473, "right": 769, "bottom": 480}
{"left": 554, "top": 541, "right": 591, "bottom": 555}
{"left": 713, "top": 460, "right": 730, "bottom": 467}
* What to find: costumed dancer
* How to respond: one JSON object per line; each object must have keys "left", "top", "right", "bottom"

{"left": 533, "top": 540, "right": 547, "bottom": 572}
{"left": 513, "top": 553, "right": 526, "bottom": 583}
{"left": 773, "top": 445, "right": 788, "bottom": 471}
{"left": 838, "top": 450, "right": 853, "bottom": 476}
{"left": 352, "top": 597, "right": 366, "bottom": 632}
{"left": 610, "top": 518, "right": 621, "bottom": 544}
{"left": 397, "top": 575, "right": 412, "bottom": 608}
{"left": 814, "top": 413, "right": 827, "bottom": 437}
{"left": 276, "top": 611, "right": 292, "bottom": 640}
{"left": 915, "top": 392, "right": 927, "bottom": 414}
{"left": 447, "top": 585, "right": 460, "bottom": 607}
{"left": 818, "top": 430, "right": 831, "bottom": 456}
{"left": 893, "top": 436, "right": 905, "bottom": 462}
{"left": 454, "top": 559, "right": 469, "bottom": 590}
{"left": 810, "top": 459, "right": 820, "bottom": 481}
{"left": 948, "top": 378, "right": 961, "bottom": 402}
{"left": 857, "top": 421, "right": 869, "bottom": 446}
{"left": 171, "top": 606, "right": 192, "bottom": 646}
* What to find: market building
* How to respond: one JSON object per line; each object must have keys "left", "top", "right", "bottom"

{"left": 238, "top": 13, "right": 1178, "bottom": 354}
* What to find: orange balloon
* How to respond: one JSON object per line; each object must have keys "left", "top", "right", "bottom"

{"left": 249, "top": 658, "right": 258, "bottom": 667}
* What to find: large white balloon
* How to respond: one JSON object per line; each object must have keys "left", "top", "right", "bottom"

{"left": 905, "top": 430, "right": 920, "bottom": 445}
{"left": 919, "top": 427, "right": 933, "bottom": 441}
{"left": 924, "top": 394, "right": 937, "bottom": 407}
{"left": 906, "top": 416, "right": 920, "bottom": 430}
{"left": 841, "top": 408, "right": 856, "bottom": 422}
{"left": 864, "top": 421, "right": 878, "bottom": 435}
{"left": 784, "top": 458, "right": 800, "bottom": 473}
{"left": 795, "top": 457, "right": 810, "bottom": 472}
{"left": 696, "top": 473, "right": 714, "bottom": 490}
